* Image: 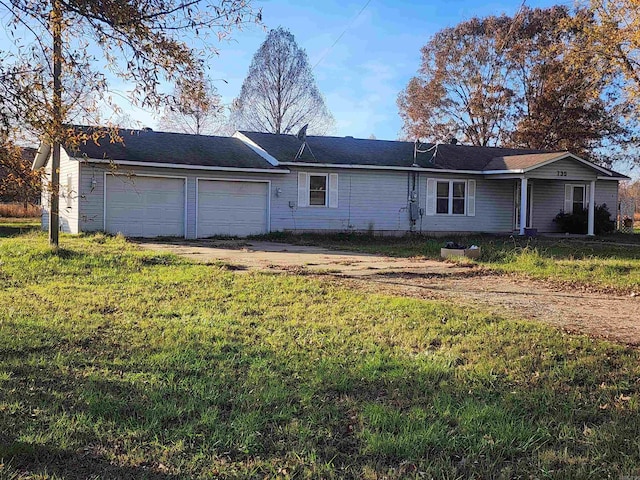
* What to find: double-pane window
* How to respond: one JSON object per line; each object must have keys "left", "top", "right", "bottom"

{"left": 309, "top": 175, "right": 327, "bottom": 206}
{"left": 436, "top": 180, "right": 466, "bottom": 215}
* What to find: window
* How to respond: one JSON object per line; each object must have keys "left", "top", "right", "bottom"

{"left": 436, "top": 181, "right": 449, "bottom": 214}
{"left": 565, "top": 184, "right": 589, "bottom": 214}
{"left": 453, "top": 182, "right": 466, "bottom": 214}
{"left": 436, "top": 180, "right": 466, "bottom": 215}
{"left": 298, "top": 172, "right": 338, "bottom": 208}
{"left": 309, "top": 175, "right": 327, "bottom": 206}
{"left": 572, "top": 185, "right": 585, "bottom": 213}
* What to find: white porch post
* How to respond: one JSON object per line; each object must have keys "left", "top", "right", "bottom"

{"left": 587, "top": 180, "right": 596, "bottom": 236}
{"left": 519, "top": 177, "right": 528, "bottom": 236}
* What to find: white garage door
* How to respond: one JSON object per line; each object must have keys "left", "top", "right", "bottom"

{"left": 197, "top": 180, "right": 269, "bottom": 237}
{"left": 105, "top": 174, "right": 185, "bottom": 238}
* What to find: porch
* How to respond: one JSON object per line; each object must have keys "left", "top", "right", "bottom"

{"left": 512, "top": 177, "right": 615, "bottom": 236}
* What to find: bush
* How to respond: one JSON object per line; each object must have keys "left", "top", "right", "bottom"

{"left": 553, "top": 203, "right": 615, "bottom": 235}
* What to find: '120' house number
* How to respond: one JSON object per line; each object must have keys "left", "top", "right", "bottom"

{"left": 557, "top": 171, "right": 567, "bottom": 176}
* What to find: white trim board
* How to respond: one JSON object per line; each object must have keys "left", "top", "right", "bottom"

{"left": 195, "top": 177, "right": 271, "bottom": 238}
{"left": 103, "top": 172, "right": 188, "bottom": 239}
{"left": 83, "top": 157, "right": 288, "bottom": 174}
{"left": 232, "top": 131, "right": 280, "bottom": 166}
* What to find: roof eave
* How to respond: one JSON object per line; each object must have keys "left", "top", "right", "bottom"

{"left": 80, "top": 157, "right": 290, "bottom": 174}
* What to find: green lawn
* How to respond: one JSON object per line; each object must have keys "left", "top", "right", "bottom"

{"left": 2, "top": 233, "right": 640, "bottom": 478}
{"left": 259, "top": 232, "right": 640, "bottom": 293}
{"left": 0, "top": 218, "right": 41, "bottom": 237}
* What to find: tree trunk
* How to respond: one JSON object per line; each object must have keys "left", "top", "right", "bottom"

{"left": 49, "top": 0, "right": 62, "bottom": 248}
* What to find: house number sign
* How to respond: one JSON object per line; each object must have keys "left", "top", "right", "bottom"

{"left": 556, "top": 170, "right": 567, "bottom": 176}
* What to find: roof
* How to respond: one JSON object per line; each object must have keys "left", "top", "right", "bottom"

{"left": 31, "top": 127, "right": 628, "bottom": 179}
{"left": 240, "top": 131, "right": 548, "bottom": 171}
{"left": 53, "top": 127, "right": 283, "bottom": 171}
{"left": 483, "top": 152, "right": 568, "bottom": 171}
{"left": 239, "top": 131, "right": 629, "bottom": 178}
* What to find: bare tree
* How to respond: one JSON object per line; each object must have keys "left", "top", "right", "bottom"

{"left": 158, "top": 76, "right": 224, "bottom": 135}
{"left": 0, "top": 0, "right": 261, "bottom": 248}
{"left": 231, "top": 27, "right": 334, "bottom": 135}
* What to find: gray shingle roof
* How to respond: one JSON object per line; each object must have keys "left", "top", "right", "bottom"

{"left": 68, "top": 127, "right": 282, "bottom": 170}
{"left": 240, "top": 131, "right": 547, "bottom": 171}
{"left": 240, "top": 131, "right": 628, "bottom": 178}
{"left": 483, "top": 152, "right": 569, "bottom": 171}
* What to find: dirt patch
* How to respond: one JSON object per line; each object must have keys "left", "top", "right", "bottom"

{"left": 139, "top": 240, "right": 640, "bottom": 347}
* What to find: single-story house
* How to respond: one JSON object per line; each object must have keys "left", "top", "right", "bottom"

{"left": 32, "top": 127, "right": 629, "bottom": 238}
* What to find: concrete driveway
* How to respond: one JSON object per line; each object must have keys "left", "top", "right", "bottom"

{"left": 137, "top": 239, "right": 471, "bottom": 277}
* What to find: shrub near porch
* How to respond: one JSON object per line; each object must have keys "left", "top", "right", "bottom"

{"left": 1, "top": 232, "right": 640, "bottom": 478}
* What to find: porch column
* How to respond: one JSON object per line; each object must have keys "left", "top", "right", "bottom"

{"left": 587, "top": 180, "right": 596, "bottom": 236}
{"left": 519, "top": 177, "right": 528, "bottom": 236}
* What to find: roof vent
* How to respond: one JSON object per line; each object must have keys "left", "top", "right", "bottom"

{"left": 345, "top": 135, "right": 354, "bottom": 139}
{"left": 449, "top": 137, "right": 458, "bottom": 145}
{"left": 142, "top": 127, "right": 153, "bottom": 132}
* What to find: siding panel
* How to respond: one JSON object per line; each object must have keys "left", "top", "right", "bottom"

{"left": 41, "top": 148, "right": 79, "bottom": 233}
{"left": 529, "top": 159, "right": 598, "bottom": 180}
{"left": 531, "top": 179, "right": 619, "bottom": 232}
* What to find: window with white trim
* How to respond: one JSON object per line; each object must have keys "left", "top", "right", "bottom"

{"left": 572, "top": 185, "right": 585, "bottom": 212}
{"left": 436, "top": 180, "right": 466, "bottom": 215}
{"left": 297, "top": 172, "right": 339, "bottom": 208}
{"left": 309, "top": 174, "right": 327, "bottom": 206}
{"left": 564, "top": 183, "right": 589, "bottom": 214}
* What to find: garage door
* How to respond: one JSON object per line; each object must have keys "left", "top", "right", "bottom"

{"left": 197, "top": 180, "right": 269, "bottom": 237}
{"left": 105, "top": 174, "right": 185, "bottom": 237}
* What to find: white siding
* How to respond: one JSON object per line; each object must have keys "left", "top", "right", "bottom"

{"left": 420, "top": 176, "right": 514, "bottom": 233}
{"left": 41, "top": 148, "right": 80, "bottom": 234}
{"left": 531, "top": 179, "right": 620, "bottom": 232}
{"left": 281, "top": 168, "right": 413, "bottom": 232}
{"left": 528, "top": 159, "right": 598, "bottom": 181}
{"left": 77, "top": 161, "right": 621, "bottom": 237}
{"left": 594, "top": 181, "right": 618, "bottom": 214}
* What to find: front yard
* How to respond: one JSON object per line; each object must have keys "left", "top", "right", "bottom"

{"left": 1, "top": 232, "right": 640, "bottom": 478}
{"left": 260, "top": 232, "right": 640, "bottom": 294}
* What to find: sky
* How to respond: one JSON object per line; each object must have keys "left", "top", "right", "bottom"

{"left": 104, "top": 0, "right": 563, "bottom": 141}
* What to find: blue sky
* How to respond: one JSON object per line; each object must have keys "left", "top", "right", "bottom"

{"left": 107, "top": 0, "right": 562, "bottom": 140}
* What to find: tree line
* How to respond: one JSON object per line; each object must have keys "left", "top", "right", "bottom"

{"left": 397, "top": 4, "right": 639, "bottom": 166}
{"left": 1, "top": 1, "right": 639, "bottom": 247}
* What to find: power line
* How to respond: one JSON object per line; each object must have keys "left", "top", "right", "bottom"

{"left": 312, "top": 0, "right": 372, "bottom": 70}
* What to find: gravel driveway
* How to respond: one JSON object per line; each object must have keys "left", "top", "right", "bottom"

{"left": 139, "top": 239, "right": 640, "bottom": 347}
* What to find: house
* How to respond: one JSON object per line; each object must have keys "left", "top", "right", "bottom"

{"left": 32, "top": 127, "right": 629, "bottom": 238}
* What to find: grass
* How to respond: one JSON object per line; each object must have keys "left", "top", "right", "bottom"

{"left": 1, "top": 232, "right": 640, "bottom": 478}
{"left": 0, "top": 218, "right": 41, "bottom": 238}
{"left": 258, "top": 232, "right": 640, "bottom": 293}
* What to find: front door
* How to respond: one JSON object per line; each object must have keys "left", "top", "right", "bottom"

{"left": 514, "top": 181, "right": 533, "bottom": 230}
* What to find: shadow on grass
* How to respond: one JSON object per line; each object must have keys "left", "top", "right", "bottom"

{"left": 0, "top": 225, "right": 40, "bottom": 238}
{"left": 2, "top": 317, "right": 640, "bottom": 478}
{"left": 0, "top": 436, "right": 181, "bottom": 479}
